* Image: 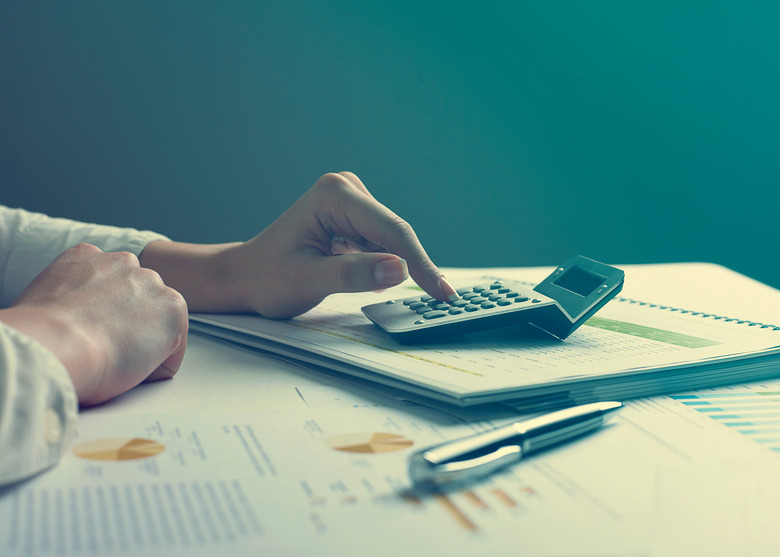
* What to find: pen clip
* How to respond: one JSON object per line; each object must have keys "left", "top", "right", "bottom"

{"left": 410, "top": 445, "right": 523, "bottom": 486}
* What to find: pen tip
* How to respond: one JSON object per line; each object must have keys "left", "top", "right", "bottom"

{"left": 600, "top": 401, "right": 623, "bottom": 417}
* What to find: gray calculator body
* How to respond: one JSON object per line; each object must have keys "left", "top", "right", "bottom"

{"left": 361, "top": 256, "right": 624, "bottom": 343}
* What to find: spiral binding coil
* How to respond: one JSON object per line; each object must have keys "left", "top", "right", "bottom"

{"left": 615, "top": 296, "right": 780, "bottom": 331}
{"left": 509, "top": 277, "right": 780, "bottom": 332}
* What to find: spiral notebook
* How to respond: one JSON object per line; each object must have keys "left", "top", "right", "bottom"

{"left": 189, "top": 263, "right": 780, "bottom": 410}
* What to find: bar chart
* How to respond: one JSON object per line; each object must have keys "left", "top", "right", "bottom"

{"left": 670, "top": 391, "right": 780, "bottom": 452}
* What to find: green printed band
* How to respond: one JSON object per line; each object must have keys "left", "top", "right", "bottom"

{"left": 584, "top": 316, "right": 720, "bottom": 348}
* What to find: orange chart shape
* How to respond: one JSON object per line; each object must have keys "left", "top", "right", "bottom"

{"left": 327, "top": 432, "right": 413, "bottom": 454}
{"left": 73, "top": 437, "right": 165, "bottom": 461}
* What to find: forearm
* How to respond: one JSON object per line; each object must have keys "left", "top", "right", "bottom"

{"left": 139, "top": 240, "right": 250, "bottom": 313}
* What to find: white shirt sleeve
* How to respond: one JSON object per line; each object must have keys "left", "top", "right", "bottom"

{"left": 0, "top": 205, "right": 169, "bottom": 307}
{"left": 0, "top": 323, "right": 77, "bottom": 484}
{"left": 0, "top": 205, "right": 170, "bottom": 485}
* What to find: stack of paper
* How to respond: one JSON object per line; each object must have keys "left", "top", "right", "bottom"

{"left": 189, "top": 264, "right": 780, "bottom": 411}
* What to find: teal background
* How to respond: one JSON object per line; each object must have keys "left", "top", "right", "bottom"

{"left": 2, "top": 2, "right": 778, "bottom": 287}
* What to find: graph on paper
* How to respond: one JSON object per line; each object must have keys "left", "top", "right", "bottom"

{"left": 670, "top": 390, "right": 780, "bottom": 452}
{"left": 326, "top": 432, "right": 414, "bottom": 454}
{"left": 73, "top": 437, "right": 166, "bottom": 461}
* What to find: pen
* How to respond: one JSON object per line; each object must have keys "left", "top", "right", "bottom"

{"left": 408, "top": 401, "right": 623, "bottom": 487}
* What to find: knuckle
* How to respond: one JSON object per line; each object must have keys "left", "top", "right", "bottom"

{"left": 164, "top": 284, "right": 188, "bottom": 314}
{"left": 337, "top": 170, "right": 359, "bottom": 183}
{"left": 170, "top": 287, "right": 188, "bottom": 313}
{"left": 63, "top": 243, "right": 101, "bottom": 259}
{"left": 317, "top": 172, "right": 354, "bottom": 194}
{"left": 139, "top": 269, "right": 166, "bottom": 293}
{"left": 334, "top": 255, "right": 372, "bottom": 294}
{"left": 107, "top": 250, "right": 140, "bottom": 268}
{"left": 340, "top": 257, "right": 358, "bottom": 288}
{"left": 139, "top": 266, "right": 163, "bottom": 283}
{"left": 117, "top": 250, "right": 140, "bottom": 264}
{"left": 72, "top": 242, "right": 100, "bottom": 253}
{"left": 385, "top": 214, "right": 416, "bottom": 241}
{"left": 158, "top": 286, "right": 188, "bottom": 329}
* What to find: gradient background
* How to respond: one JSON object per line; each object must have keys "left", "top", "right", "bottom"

{"left": 2, "top": 2, "right": 778, "bottom": 288}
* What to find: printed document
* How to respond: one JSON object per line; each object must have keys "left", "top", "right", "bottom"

{"left": 190, "top": 266, "right": 780, "bottom": 406}
{"left": 8, "top": 369, "right": 780, "bottom": 557}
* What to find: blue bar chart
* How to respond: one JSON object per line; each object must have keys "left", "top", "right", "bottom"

{"left": 670, "top": 391, "right": 780, "bottom": 452}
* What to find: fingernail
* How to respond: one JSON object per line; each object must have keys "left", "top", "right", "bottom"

{"left": 439, "top": 275, "right": 458, "bottom": 302}
{"left": 374, "top": 257, "right": 408, "bottom": 287}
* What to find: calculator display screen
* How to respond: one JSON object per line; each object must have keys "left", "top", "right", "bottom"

{"left": 553, "top": 266, "right": 605, "bottom": 297}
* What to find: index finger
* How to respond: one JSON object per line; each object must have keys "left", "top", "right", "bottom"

{"left": 334, "top": 183, "right": 457, "bottom": 302}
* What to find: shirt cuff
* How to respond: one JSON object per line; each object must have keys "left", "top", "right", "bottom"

{"left": 1, "top": 208, "right": 169, "bottom": 307}
{"left": 0, "top": 322, "right": 78, "bottom": 485}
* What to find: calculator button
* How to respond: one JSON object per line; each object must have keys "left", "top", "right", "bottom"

{"left": 409, "top": 301, "right": 426, "bottom": 310}
{"left": 470, "top": 296, "right": 487, "bottom": 304}
{"left": 480, "top": 301, "right": 496, "bottom": 309}
{"left": 505, "top": 291, "right": 519, "bottom": 298}
{"left": 489, "top": 283, "right": 502, "bottom": 290}
{"left": 452, "top": 299, "right": 469, "bottom": 307}
{"left": 423, "top": 310, "right": 447, "bottom": 319}
{"left": 414, "top": 319, "right": 424, "bottom": 324}
{"left": 488, "top": 294, "right": 502, "bottom": 302}
{"left": 448, "top": 308, "right": 464, "bottom": 315}
{"left": 434, "top": 303, "right": 450, "bottom": 311}
{"left": 515, "top": 296, "right": 530, "bottom": 303}
{"left": 416, "top": 307, "right": 433, "bottom": 314}
{"left": 462, "top": 292, "right": 479, "bottom": 300}
{"left": 497, "top": 299, "right": 512, "bottom": 306}
{"left": 403, "top": 299, "right": 416, "bottom": 306}
{"left": 464, "top": 304, "right": 480, "bottom": 312}
{"left": 497, "top": 287, "right": 510, "bottom": 294}
{"left": 456, "top": 287, "right": 472, "bottom": 295}
{"left": 420, "top": 295, "right": 434, "bottom": 303}
{"left": 532, "top": 299, "right": 542, "bottom": 303}
{"left": 472, "top": 286, "right": 487, "bottom": 293}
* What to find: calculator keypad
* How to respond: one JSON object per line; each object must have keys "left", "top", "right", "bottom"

{"left": 402, "top": 281, "right": 536, "bottom": 321}
{"left": 362, "top": 277, "right": 556, "bottom": 341}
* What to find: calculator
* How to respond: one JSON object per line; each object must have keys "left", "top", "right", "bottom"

{"left": 361, "top": 255, "right": 624, "bottom": 343}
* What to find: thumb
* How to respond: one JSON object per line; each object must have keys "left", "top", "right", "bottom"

{"left": 316, "top": 253, "right": 409, "bottom": 295}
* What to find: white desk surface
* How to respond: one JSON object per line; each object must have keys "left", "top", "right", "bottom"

{"left": 4, "top": 263, "right": 780, "bottom": 557}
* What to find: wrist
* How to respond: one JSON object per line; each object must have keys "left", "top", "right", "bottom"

{"left": 210, "top": 241, "right": 256, "bottom": 312}
{"left": 140, "top": 240, "right": 248, "bottom": 313}
{"left": 0, "top": 305, "right": 107, "bottom": 403}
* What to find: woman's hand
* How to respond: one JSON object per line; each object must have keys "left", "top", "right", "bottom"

{"left": 141, "top": 172, "right": 456, "bottom": 318}
{"left": 226, "top": 172, "right": 457, "bottom": 318}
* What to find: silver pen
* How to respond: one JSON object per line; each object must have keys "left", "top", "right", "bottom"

{"left": 408, "top": 401, "right": 623, "bottom": 487}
